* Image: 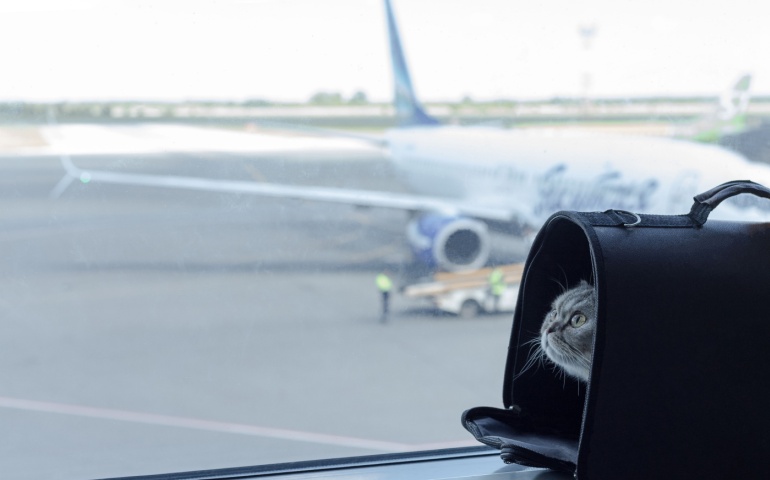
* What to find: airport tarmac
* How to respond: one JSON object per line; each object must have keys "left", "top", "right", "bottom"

{"left": 0, "top": 127, "right": 529, "bottom": 479}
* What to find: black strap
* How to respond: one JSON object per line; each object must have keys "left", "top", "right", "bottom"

{"left": 567, "top": 180, "right": 770, "bottom": 228}
{"left": 572, "top": 211, "right": 696, "bottom": 228}
{"left": 687, "top": 180, "right": 770, "bottom": 226}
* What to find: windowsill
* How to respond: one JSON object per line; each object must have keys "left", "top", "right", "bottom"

{"left": 101, "top": 446, "right": 572, "bottom": 480}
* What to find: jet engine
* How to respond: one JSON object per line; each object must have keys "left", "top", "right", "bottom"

{"left": 407, "top": 214, "right": 490, "bottom": 271}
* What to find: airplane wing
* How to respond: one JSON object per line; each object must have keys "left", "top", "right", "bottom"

{"left": 251, "top": 120, "right": 387, "bottom": 148}
{"left": 51, "top": 155, "right": 516, "bottom": 223}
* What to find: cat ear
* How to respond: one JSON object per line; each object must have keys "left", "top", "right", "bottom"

{"left": 579, "top": 279, "right": 590, "bottom": 287}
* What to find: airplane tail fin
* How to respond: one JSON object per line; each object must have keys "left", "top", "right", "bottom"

{"left": 685, "top": 74, "right": 752, "bottom": 142}
{"left": 717, "top": 73, "right": 752, "bottom": 121}
{"left": 384, "top": 0, "right": 440, "bottom": 126}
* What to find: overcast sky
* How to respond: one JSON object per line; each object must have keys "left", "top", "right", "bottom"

{"left": 1, "top": 0, "right": 769, "bottom": 102}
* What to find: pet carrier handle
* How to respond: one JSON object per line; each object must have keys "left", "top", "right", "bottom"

{"left": 687, "top": 180, "right": 770, "bottom": 226}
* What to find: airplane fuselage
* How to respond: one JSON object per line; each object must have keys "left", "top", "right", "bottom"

{"left": 386, "top": 125, "right": 770, "bottom": 228}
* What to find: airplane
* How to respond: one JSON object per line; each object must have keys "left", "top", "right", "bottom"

{"left": 51, "top": 0, "right": 770, "bottom": 272}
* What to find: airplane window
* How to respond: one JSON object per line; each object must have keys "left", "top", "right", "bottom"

{"left": 2, "top": 0, "right": 770, "bottom": 478}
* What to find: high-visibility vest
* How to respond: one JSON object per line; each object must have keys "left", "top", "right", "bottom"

{"left": 488, "top": 269, "right": 506, "bottom": 296}
{"left": 376, "top": 273, "right": 393, "bottom": 292}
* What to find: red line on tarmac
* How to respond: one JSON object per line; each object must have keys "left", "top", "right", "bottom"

{"left": 0, "top": 396, "right": 415, "bottom": 452}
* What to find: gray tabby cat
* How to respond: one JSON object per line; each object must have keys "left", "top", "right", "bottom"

{"left": 538, "top": 280, "right": 596, "bottom": 382}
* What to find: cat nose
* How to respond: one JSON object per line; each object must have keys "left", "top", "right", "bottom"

{"left": 546, "top": 324, "right": 558, "bottom": 334}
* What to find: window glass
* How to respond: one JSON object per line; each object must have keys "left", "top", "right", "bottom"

{"left": 2, "top": 1, "right": 770, "bottom": 478}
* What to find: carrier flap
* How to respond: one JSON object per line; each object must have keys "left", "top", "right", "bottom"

{"left": 461, "top": 406, "right": 577, "bottom": 472}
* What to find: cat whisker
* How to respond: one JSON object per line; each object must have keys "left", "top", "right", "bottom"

{"left": 549, "top": 276, "right": 567, "bottom": 294}
{"left": 513, "top": 337, "right": 545, "bottom": 380}
{"left": 557, "top": 265, "right": 569, "bottom": 294}
{"left": 563, "top": 341, "right": 590, "bottom": 365}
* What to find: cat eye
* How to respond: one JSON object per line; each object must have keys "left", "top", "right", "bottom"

{"left": 570, "top": 313, "right": 587, "bottom": 328}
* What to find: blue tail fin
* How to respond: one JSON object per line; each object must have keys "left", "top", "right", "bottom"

{"left": 384, "top": 0, "right": 440, "bottom": 126}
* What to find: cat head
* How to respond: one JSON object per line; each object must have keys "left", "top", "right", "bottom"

{"left": 540, "top": 280, "right": 596, "bottom": 382}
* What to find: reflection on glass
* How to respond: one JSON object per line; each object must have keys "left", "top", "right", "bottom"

{"left": 1, "top": 0, "right": 770, "bottom": 478}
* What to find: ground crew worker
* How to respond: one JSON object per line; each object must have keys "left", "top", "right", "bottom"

{"left": 376, "top": 271, "right": 393, "bottom": 322}
{"left": 488, "top": 267, "right": 505, "bottom": 312}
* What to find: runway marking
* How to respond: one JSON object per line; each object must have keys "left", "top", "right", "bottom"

{"left": 0, "top": 396, "right": 476, "bottom": 452}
